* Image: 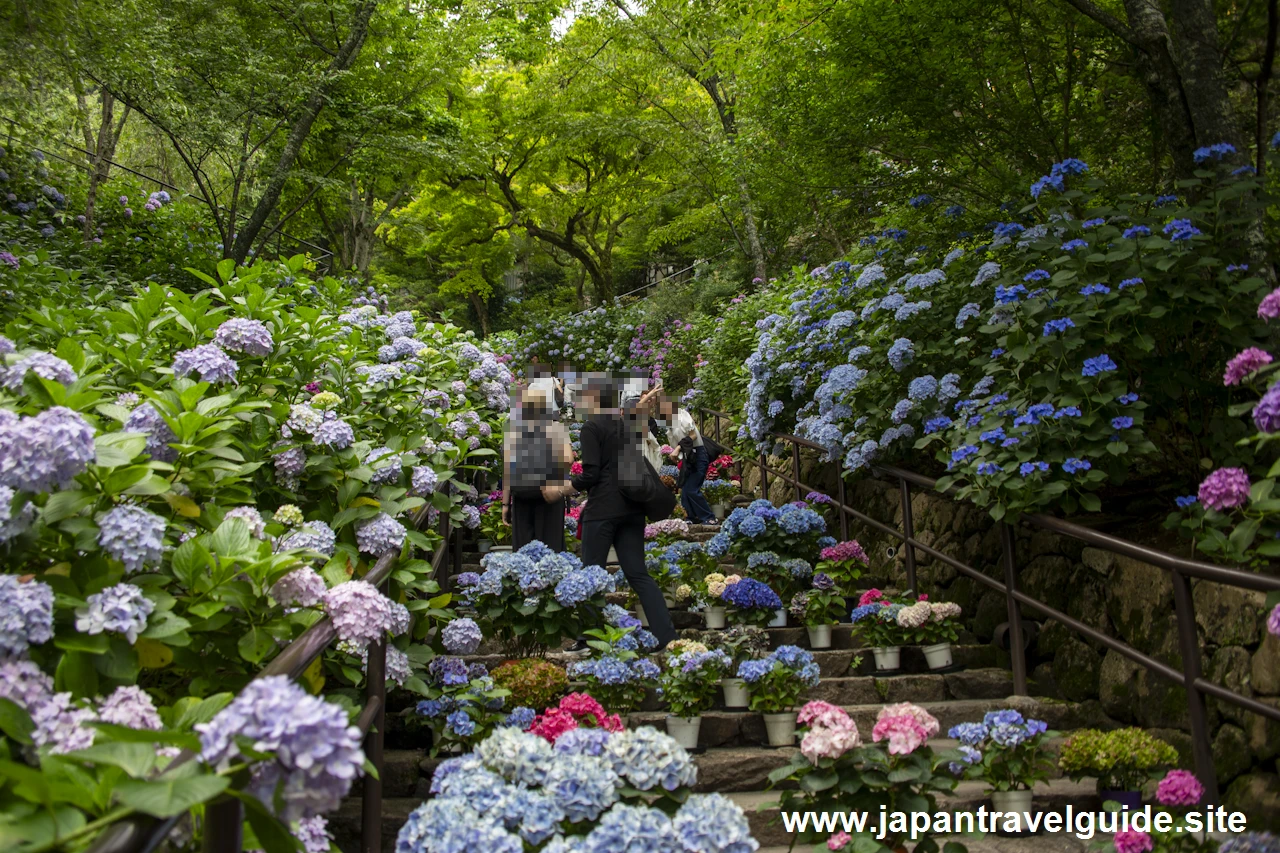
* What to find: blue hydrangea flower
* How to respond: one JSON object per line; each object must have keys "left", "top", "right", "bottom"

{"left": 1061, "top": 239, "right": 1088, "bottom": 252}
{"left": 1079, "top": 283, "right": 1111, "bottom": 297}
{"left": 1175, "top": 496, "right": 1198, "bottom": 509}
{"left": 1163, "top": 218, "right": 1202, "bottom": 241}
{"left": 1018, "top": 461, "right": 1049, "bottom": 476}
{"left": 355, "top": 513, "right": 406, "bottom": 555}
{"left": 1062, "top": 458, "right": 1091, "bottom": 474}
{"left": 887, "top": 338, "right": 915, "bottom": 372}
{"left": 923, "top": 416, "right": 952, "bottom": 434}
{"left": 0, "top": 406, "right": 97, "bottom": 493}
{"left": 1122, "top": 225, "right": 1151, "bottom": 239}
{"left": 172, "top": 344, "right": 238, "bottom": 384}
{"left": 213, "top": 318, "right": 273, "bottom": 356}
{"left": 313, "top": 418, "right": 355, "bottom": 449}
{"left": 1111, "top": 416, "right": 1134, "bottom": 430}
{"left": 75, "top": 583, "right": 154, "bottom": 643}
{"left": 1082, "top": 354, "right": 1119, "bottom": 377}
{"left": 97, "top": 505, "right": 166, "bottom": 574}
{"left": 1043, "top": 318, "right": 1075, "bottom": 336}
{"left": 0, "top": 575, "right": 54, "bottom": 657}
{"left": 1192, "top": 142, "right": 1237, "bottom": 163}
{"left": 948, "top": 722, "right": 989, "bottom": 745}
{"left": 3, "top": 352, "right": 77, "bottom": 391}
{"left": 976, "top": 462, "right": 1001, "bottom": 475}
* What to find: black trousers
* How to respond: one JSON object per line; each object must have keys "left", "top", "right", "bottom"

{"left": 511, "top": 494, "right": 565, "bottom": 552}
{"left": 581, "top": 514, "right": 676, "bottom": 646}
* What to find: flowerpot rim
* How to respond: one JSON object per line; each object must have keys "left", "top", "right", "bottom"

{"left": 872, "top": 645, "right": 902, "bottom": 653}
{"left": 762, "top": 710, "right": 796, "bottom": 721}
{"left": 921, "top": 641, "right": 952, "bottom": 651}
{"left": 666, "top": 714, "right": 702, "bottom": 724}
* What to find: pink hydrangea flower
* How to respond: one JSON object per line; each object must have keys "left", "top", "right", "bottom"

{"left": 1223, "top": 347, "right": 1273, "bottom": 386}
{"left": 1269, "top": 603, "right": 1280, "bottom": 637}
{"left": 820, "top": 540, "right": 868, "bottom": 564}
{"left": 1197, "top": 467, "right": 1251, "bottom": 511}
{"left": 528, "top": 707, "right": 578, "bottom": 743}
{"left": 1259, "top": 288, "right": 1280, "bottom": 320}
{"left": 801, "top": 719, "right": 860, "bottom": 763}
{"left": 827, "top": 832, "right": 852, "bottom": 851}
{"left": 798, "top": 700, "right": 850, "bottom": 728}
{"left": 560, "top": 692, "right": 607, "bottom": 724}
{"left": 871, "top": 714, "right": 928, "bottom": 755}
{"left": 570, "top": 461, "right": 583, "bottom": 475}
{"left": 1155, "top": 769, "right": 1203, "bottom": 806}
{"left": 1113, "top": 829, "right": 1154, "bottom": 853}
{"left": 877, "top": 702, "right": 940, "bottom": 737}
{"left": 857, "top": 588, "right": 883, "bottom": 607}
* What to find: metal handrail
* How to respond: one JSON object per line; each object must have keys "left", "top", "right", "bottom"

{"left": 85, "top": 508, "right": 454, "bottom": 853}
{"left": 696, "top": 407, "right": 1280, "bottom": 806}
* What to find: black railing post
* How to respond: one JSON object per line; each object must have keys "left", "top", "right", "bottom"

{"left": 899, "top": 478, "right": 917, "bottom": 593}
{"left": 1171, "top": 568, "right": 1217, "bottom": 804}
{"left": 759, "top": 451, "right": 768, "bottom": 498}
{"left": 202, "top": 798, "right": 242, "bottom": 853}
{"left": 361, "top": 638, "right": 386, "bottom": 853}
{"left": 791, "top": 442, "right": 803, "bottom": 502}
{"left": 999, "top": 522, "right": 1028, "bottom": 696}
{"left": 836, "top": 474, "right": 848, "bottom": 541}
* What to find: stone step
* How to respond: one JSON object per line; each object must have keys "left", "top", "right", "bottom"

{"left": 629, "top": 696, "right": 1113, "bottom": 749}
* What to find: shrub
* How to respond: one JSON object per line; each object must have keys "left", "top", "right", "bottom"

{"left": 492, "top": 658, "right": 570, "bottom": 710}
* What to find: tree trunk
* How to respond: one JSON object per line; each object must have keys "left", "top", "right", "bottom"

{"left": 230, "top": 0, "right": 380, "bottom": 263}
{"left": 469, "top": 290, "right": 491, "bottom": 337}
{"left": 735, "top": 173, "right": 768, "bottom": 283}
{"left": 78, "top": 90, "right": 129, "bottom": 241}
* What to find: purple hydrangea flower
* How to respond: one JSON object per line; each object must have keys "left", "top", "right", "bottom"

{"left": 124, "top": 403, "right": 178, "bottom": 463}
{"left": 411, "top": 466, "right": 438, "bottom": 496}
{"left": 313, "top": 418, "right": 354, "bottom": 450}
{"left": 197, "top": 675, "right": 365, "bottom": 822}
{"left": 323, "top": 580, "right": 402, "bottom": 649}
{"left": 361, "top": 644, "right": 412, "bottom": 686}
{"left": 0, "top": 406, "right": 97, "bottom": 493}
{"left": 97, "top": 505, "right": 167, "bottom": 574}
{"left": 366, "top": 446, "right": 403, "bottom": 485}
{"left": 75, "top": 583, "right": 154, "bottom": 643}
{"left": 1254, "top": 384, "right": 1280, "bottom": 433}
{"left": 278, "top": 520, "right": 337, "bottom": 557}
{"left": 97, "top": 685, "right": 164, "bottom": 731}
{"left": 443, "top": 618, "right": 483, "bottom": 655}
{"left": 2, "top": 352, "right": 77, "bottom": 391}
{"left": 273, "top": 443, "right": 307, "bottom": 486}
{"left": 213, "top": 318, "right": 274, "bottom": 356}
{"left": 172, "top": 344, "right": 238, "bottom": 384}
{"left": 271, "top": 567, "right": 328, "bottom": 608}
{"left": 1198, "top": 468, "right": 1250, "bottom": 512}
{"left": 223, "top": 506, "right": 266, "bottom": 539}
{"left": 355, "top": 512, "right": 406, "bottom": 555}
{"left": 0, "top": 659, "right": 54, "bottom": 711}
{"left": 0, "top": 575, "right": 54, "bottom": 656}
{"left": 31, "top": 692, "right": 97, "bottom": 753}
{"left": 1268, "top": 604, "right": 1280, "bottom": 638}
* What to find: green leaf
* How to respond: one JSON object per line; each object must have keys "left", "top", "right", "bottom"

{"left": 56, "top": 337, "right": 86, "bottom": 373}
{"left": 1079, "top": 493, "right": 1102, "bottom": 512}
{"left": 43, "top": 490, "right": 95, "bottom": 523}
{"left": 0, "top": 698, "right": 34, "bottom": 745}
{"left": 212, "top": 518, "right": 253, "bottom": 558}
{"left": 238, "top": 626, "right": 276, "bottom": 663}
{"left": 233, "top": 790, "right": 302, "bottom": 853}
{"left": 114, "top": 775, "right": 230, "bottom": 817}
{"left": 94, "top": 432, "right": 148, "bottom": 468}
{"left": 66, "top": 742, "right": 157, "bottom": 777}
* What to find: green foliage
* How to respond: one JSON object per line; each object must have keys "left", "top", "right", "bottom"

{"left": 490, "top": 658, "right": 568, "bottom": 711}
{"left": 1059, "top": 728, "right": 1179, "bottom": 792}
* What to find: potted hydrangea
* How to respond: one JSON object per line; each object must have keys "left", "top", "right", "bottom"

{"left": 476, "top": 498, "right": 510, "bottom": 554}
{"left": 702, "top": 478, "right": 739, "bottom": 519}
{"left": 791, "top": 572, "right": 845, "bottom": 649}
{"left": 526, "top": 692, "right": 624, "bottom": 742}
{"left": 659, "top": 647, "right": 733, "bottom": 749}
{"left": 947, "top": 709, "right": 1056, "bottom": 820}
{"left": 738, "top": 645, "right": 821, "bottom": 746}
{"left": 815, "top": 539, "right": 868, "bottom": 597}
{"left": 413, "top": 657, "right": 514, "bottom": 755}
{"left": 699, "top": 572, "right": 734, "bottom": 628}
{"left": 1059, "top": 727, "right": 1179, "bottom": 808}
{"left": 921, "top": 601, "right": 962, "bottom": 669}
{"left": 567, "top": 623, "right": 661, "bottom": 721}
{"left": 700, "top": 625, "right": 770, "bottom": 709}
{"left": 721, "top": 577, "right": 783, "bottom": 628}
{"left": 848, "top": 589, "right": 912, "bottom": 671}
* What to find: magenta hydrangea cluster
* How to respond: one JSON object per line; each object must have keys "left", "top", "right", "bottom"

{"left": 197, "top": 675, "right": 365, "bottom": 822}
{"left": 0, "top": 575, "right": 54, "bottom": 657}
{"left": 1223, "top": 347, "right": 1273, "bottom": 386}
{"left": 355, "top": 512, "right": 406, "bottom": 555}
{"left": 213, "top": 318, "right": 274, "bottom": 356}
{"left": 0, "top": 406, "right": 97, "bottom": 492}
{"left": 172, "top": 343, "right": 239, "bottom": 384}
{"left": 97, "top": 504, "right": 167, "bottom": 574}
{"left": 323, "top": 580, "right": 404, "bottom": 650}
{"left": 1155, "top": 769, "right": 1203, "bottom": 806}
{"left": 1197, "top": 467, "right": 1251, "bottom": 512}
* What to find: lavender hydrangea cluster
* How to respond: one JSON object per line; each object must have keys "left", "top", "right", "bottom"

{"left": 366, "top": 446, "right": 404, "bottom": 485}
{"left": 97, "top": 685, "right": 164, "bottom": 731}
{"left": 2, "top": 352, "right": 77, "bottom": 391}
{"left": 355, "top": 512, "right": 406, "bottom": 555}
{"left": 271, "top": 567, "right": 328, "bottom": 608}
{"left": 213, "top": 318, "right": 274, "bottom": 356}
{"left": 197, "top": 675, "right": 365, "bottom": 821}
{"left": 720, "top": 578, "right": 782, "bottom": 611}
{"left": 172, "top": 343, "right": 238, "bottom": 384}
{"left": 0, "top": 406, "right": 97, "bottom": 492}
{"left": 123, "top": 403, "right": 178, "bottom": 462}
{"left": 0, "top": 575, "right": 54, "bottom": 657}
{"left": 75, "top": 583, "right": 154, "bottom": 643}
{"left": 443, "top": 617, "right": 483, "bottom": 655}
{"left": 97, "top": 505, "right": 167, "bottom": 573}
{"left": 224, "top": 506, "right": 267, "bottom": 538}
{"left": 278, "top": 519, "right": 337, "bottom": 557}
{"left": 567, "top": 655, "right": 660, "bottom": 688}
{"left": 323, "top": 580, "right": 406, "bottom": 650}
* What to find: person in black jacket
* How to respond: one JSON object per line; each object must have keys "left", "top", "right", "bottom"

{"left": 674, "top": 435, "right": 716, "bottom": 524}
{"left": 569, "top": 377, "right": 676, "bottom": 648}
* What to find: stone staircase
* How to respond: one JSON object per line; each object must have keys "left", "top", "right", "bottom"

{"left": 330, "top": 526, "right": 1118, "bottom": 852}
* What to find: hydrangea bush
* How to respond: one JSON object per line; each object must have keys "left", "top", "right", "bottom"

{"left": 702, "top": 148, "right": 1275, "bottom": 520}
{"left": 945, "top": 709, "right": 1056, "bottom": 792}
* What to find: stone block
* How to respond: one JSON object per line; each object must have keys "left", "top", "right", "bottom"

{"left": 945, "top": 668, "right": 1016, "bottom": 700}
{"left": 1099, "top": 649, "right": 1142, "bottom": 723}
{"left": 1104, "top": 554, "right": 1173, "bottom": 653}
{"left": 1223, "top": 772, "right": 1280, "bottom": 831}
{"left": 973, "top": 591, "right": 1007, "bottom": 640}
{"left": 1242, "top": 697, "right": 1280, "bottom": 763}
{"left": 1039, "top": 619, "right": 1071, "bottom": 657}
{"left": 1019, "top": 555, "right": 1074, "bottom": 620}
{"left": 1193, "top": 581, "right": 1265, "bottom": 648}
{"left": 1214, "top": 723, "right": 1252, "bottom": 785}
{"left": 1206, "top": 646, "right": 1253, "bottom": 729}
{"left": 1080, "top": 546, "right": 1116, "bottom": 577}
{"left": 1145, "top": 728, "right": 1195, "bottom": 769}
{"left": 1053, "top": 635, "right": 1102, "bottom": 703}
{"left": 1253, "top": 633, "right": 1280, "bottom": 696}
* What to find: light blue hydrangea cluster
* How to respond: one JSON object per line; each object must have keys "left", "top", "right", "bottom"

{"left": 213, "top": 318, "right": 274, "bottom": 356}
{"left": 172, "top": 343, "right": 238, "bottom": 384}
{"left": 0, "top": 406, "right": 97, "bottom": 493}
{"left": 270, "top": 567, "right": 328, "bottom": 608}
{"left": 443, "top": 617, "right": 483, "bottom": 655}
{"left": 2, "top": 352, "right": 77, "bottom": 391}
{"left": 124, "top": 403, "right": 178, "bottom": 463}
{"left": 355, "top": 512, "right": 406, "bottom": 555}
{"left": 278, "top": 519, "right": 337, "bottom": 557}
{"left": 0, "top": 575, "right": 54, "bottom": 656}
{"left": 75, "top": 583, "right": 154, "bottom": 643}
{"left": 366, "top": 445, "right": 404, "bottom": 485}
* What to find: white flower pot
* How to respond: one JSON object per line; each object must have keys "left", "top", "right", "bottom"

{"left": 636, "top": 603, "right": 649, "bottom": 627}
{"left": 763, "top": 711, "right": 797, "bottom": 746}
{"left": 721, "top": 677, "right": 750, "bottom": 708}
{"left": 923, "top": 642, "right": 953, "bottom": 670}
{"left": 666, "top": 715, "right": 702, "bottom": 749}
{"left": 712, "top": 503, "right": 727, "bottom": 520}
{"left": 990, "top": 789, "right": 1033, "bottom": 816}
{"left": 477, "top": 539, "right": 492, "bottom": 554}
{"left": 704, "top": 606, "right": 727, "bottom": 629}
{"left": 768, "top": 609, "right": 787, "bottom": 628}
{"left": 490, "top": 545, "right": 512, "bottom": 553}
{"left": 607, "top": 546, "right": 619, "bottom": 565}
{"left": 807, "top": 624, "right": 833, "bottom": 649}
{"left": 872, "top": 646, "right": 901, "bottom": 671}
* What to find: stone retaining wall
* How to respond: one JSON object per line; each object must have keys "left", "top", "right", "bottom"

{"left": 741, "top": 454, "right": 1280, "bottom": 824}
